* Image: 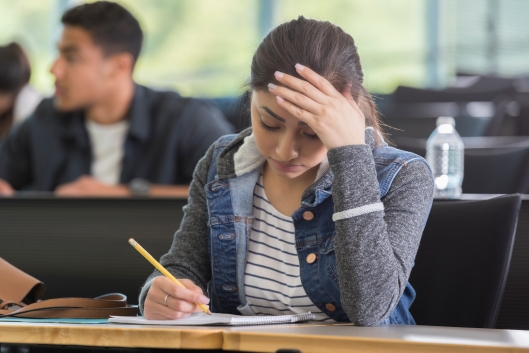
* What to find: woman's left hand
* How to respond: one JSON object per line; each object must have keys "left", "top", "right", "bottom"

{"left": 269, "top": 64, "right": 366, "bottom": 150}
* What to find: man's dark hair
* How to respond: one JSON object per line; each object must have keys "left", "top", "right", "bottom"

{"left": 61, "top": 1, "right": 143, "bottom": 65}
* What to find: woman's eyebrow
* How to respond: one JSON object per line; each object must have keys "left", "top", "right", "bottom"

{"left": 261, "top": 106, "right": 307, "bottom": 126}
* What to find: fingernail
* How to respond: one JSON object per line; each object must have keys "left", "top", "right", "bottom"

{"left": 295, "top": 63, "right": 304, "bottom": 70}
{"left": 268, "top": 83, "right": 277, "bottom": 90}
{"left": 274, "top": 71, "right": 284, "bottom": 78}
{"left": 276, "top": 96, "right": 284, "bottom": 103}
{"left": 199, "top": 295, "right": 210, "bottom": 304}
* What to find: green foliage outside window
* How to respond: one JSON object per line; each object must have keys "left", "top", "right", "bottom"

{"left": 0, "top": 0, "right": 427, "bottom": 97}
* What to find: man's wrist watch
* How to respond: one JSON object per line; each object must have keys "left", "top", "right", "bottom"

{"left": 129, "top": 178, "right": 151, "bottom": 197}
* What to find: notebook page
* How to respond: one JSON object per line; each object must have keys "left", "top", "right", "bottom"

{"left": 109, "top": 312, "right": 315, "bottom": 326}
{"left": 230, "top": 312, "right": 315, "bottom": 326}
{"left": 109, "top": 313, "right": 234, "bottom": 325}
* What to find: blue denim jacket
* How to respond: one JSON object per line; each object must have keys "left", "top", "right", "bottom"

{"left": 204, "top": 133, "right": 428, "bottom": 325}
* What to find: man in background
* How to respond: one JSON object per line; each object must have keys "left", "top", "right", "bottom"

{"left": 0, "top": 1, "right": 233, "bottom": 197}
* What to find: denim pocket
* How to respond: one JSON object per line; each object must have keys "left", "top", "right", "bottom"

{"left": 319, "top": 234, "right": 340, "bottom": 287}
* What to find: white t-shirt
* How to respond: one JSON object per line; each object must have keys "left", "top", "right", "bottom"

{"left": 84, "top": 119, "right": 129, "bottom": 185}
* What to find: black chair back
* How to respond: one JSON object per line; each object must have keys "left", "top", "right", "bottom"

{"left": 463, "top": 146, "right": 529, "bottom": 194}
{"left": 390, "top": 86, "right": 511, "bottom": 136}
{"left": 393, "top": 138, "right": 529, "bottom": 194}
{"left": 409, "top": 195, "right": 521, "bottom": 328}
{"left": 394, "top": 85, "right": 513, "bottom": 104}
{"left": 0, "top": 198, "right": 187, "bottom": 304}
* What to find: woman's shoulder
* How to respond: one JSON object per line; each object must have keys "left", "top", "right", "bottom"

{"left": 373, "top": 145, "right": 430, "bottom": 168}
{"left": 381, "top": 148, "right": 434, "bottom": 203}
{"left": 212, "top": 128, "right": 253, "bottom": 150}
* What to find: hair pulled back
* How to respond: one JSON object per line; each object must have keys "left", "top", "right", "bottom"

{"left": 0, "top": 42, "right": 31, "bottom": 93}
{"left": 249, "top": 16, "right": 384, "bottom": 145}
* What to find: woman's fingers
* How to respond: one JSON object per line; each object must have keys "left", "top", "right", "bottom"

{"left": 342, "top": 88, "right": 364, "bottom": 116}
{"left": 274, "top": 95, "right": 316, "bottom": 126}
{"left": 273, "top": 70, "right": 329, "bottom": 104}
{"left": 293, "top": 64, "right": 341, "bottom": 98}
{"left": 156, "top": 277, "right": 210, "bottom": 306}
{"left": 268, "top": 83, "right": 321, "bottom": 117}
{"left": 144, "top": 276, "right": 210, "bottom": 320}
{"left": 151, "top": 301, "right": 195, "bottom": 320}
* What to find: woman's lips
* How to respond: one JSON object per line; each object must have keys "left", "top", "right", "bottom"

{"left": 270, "top": 158, "right": 302, "bottom": 172}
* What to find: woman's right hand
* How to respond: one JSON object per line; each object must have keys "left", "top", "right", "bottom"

{"left": 143, "top": 276, "right": 210, "bottom": 320}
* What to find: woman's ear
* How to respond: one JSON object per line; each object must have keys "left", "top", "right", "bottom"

{"left": 342, "top": 86, "right": 364, "bottom": 110}
{"left": 341, "top": 84, "right": 356, "bottom": 106}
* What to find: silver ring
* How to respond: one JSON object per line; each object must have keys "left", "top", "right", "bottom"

{"left": 164, "top": 294, "right": 169, "bottom": 307}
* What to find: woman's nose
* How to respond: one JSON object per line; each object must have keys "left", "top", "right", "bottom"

{"left": 276, "top": 134, "right": 299, "bottom": 161}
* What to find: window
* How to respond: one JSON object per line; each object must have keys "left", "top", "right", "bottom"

{"left": 0, "top": 0, "right": 428, "bottom": 96}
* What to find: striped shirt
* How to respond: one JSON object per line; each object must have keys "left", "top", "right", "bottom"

{"left": 243, "top": 174, "right": 334, "bottom": 322}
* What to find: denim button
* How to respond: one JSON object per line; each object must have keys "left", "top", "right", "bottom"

{"left": 306, "top": 253, "right": 317, "bottom": 264}
{"left": 303, "top": 211, "right": 314, "bottom": 221}
{"left": 325, "top": 303, "right": 336, "bottom": 312}
{"left": 221, "top": 285, "right": 238, "bottom": 291}
{"left": 211, "top": 182, "right": 223, "bottom": 191}
{"left": 218, "top": 233, "right": 236, "bottom": 240}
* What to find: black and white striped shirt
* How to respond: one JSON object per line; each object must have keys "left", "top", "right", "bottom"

{"left": 244, "top": 175, "right": 334, "bottom": 322}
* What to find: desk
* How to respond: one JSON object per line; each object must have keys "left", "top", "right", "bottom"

{"left": 0, "top": 195, "right": 528, "bottom": 329}
{"left": 1, "top": 322, "right": 529, "bottom": 353}
{"left": 0, "top": 322, "right": 224, "bottom": 350}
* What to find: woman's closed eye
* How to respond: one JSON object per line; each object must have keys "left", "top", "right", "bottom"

{"left": 259, "top": 117, "right": 319, "bottom": 140}
{"left": 259, "top": 119, "right": 280, "bottom": 132}
{"left": 304, "top": 132, "right": 319, "bottom": 140}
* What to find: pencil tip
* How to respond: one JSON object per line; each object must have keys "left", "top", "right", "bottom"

{"left": 206, "top": 310, "right": 212, "bottom": 315}
{"left": 128, "top": 238, "right": 137, "bottom": 246}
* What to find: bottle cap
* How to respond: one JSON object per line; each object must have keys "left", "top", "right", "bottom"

{"left": 436, "top": 116, "right": 455, "bottom": 127}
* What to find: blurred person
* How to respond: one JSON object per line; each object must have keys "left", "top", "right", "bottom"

{"left": 0, "top": 42, "right": 42, "bottom": 140}
{"left": 0, "top": 1, "right": 233, "bottom": 197}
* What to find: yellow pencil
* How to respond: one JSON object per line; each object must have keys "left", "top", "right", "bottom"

{"left": 128, "top": 238, "right": 211, "bottom": 315}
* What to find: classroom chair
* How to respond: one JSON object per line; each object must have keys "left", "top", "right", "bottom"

{"left": 393, "top": 138, "right": 529, "bottom": 194}
{"left": 409, "top": 194, "right": 521, "bottom": 328}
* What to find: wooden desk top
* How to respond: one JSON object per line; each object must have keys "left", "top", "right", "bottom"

{"left": 0, "top": 321, "right": 224, "bottom": 350}
{"left": 225, "top": 324, "right": 529, "bottom": 353}
{"left": 1, "top": 321, "right": 529, "bottom": 352}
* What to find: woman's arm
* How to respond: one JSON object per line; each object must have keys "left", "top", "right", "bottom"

{"left": 329, "top": 145, "right": 433, "bottom": 326}
{"left": 138, "top": 142, "right": 215, "bottom": 314}
{"left": 268, "top": 65, "right": 433, "bottom": 325}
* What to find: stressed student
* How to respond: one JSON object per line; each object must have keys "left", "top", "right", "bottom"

{"left": 140, "top": 17, "right": 434, "bottom": 326}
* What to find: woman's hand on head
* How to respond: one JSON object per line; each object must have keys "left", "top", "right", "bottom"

{"left": 268, "top": 64, "right": 366, "bottom": 150}
{"left": 143, "top": 276, "right": 210, "bottom": 320}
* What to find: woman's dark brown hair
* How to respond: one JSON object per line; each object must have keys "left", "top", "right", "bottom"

{"left": 0, "top": 42, "right": 31, "bottom": 139}
{"left": 0, "top": 42, "right": 31, "bottom": 93}
{"left": 249, "top": 16, "right": 385, "bottom": 145}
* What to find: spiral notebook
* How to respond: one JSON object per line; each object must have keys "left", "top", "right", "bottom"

{"left": 109, "top": 312, "right": 315, "bottom": 326}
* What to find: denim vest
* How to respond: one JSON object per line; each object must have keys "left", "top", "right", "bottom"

{"left": 204, "top": 135, "right": 425, "bottom": 324}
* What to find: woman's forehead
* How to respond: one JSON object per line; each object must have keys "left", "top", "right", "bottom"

{"left": 252, "top": 91, "right": 303, "bottom": 125}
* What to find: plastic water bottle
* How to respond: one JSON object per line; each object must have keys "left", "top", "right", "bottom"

{"left": 426, "top": 117, "right": 464, "bottom": 199}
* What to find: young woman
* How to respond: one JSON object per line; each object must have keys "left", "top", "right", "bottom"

{"left": 140, "top": 17, "right": 434, "bottom": 326}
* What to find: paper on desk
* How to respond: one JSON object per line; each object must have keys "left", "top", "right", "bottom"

{"left": 109, "top": 312, "right": 315, "bottom": 326}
